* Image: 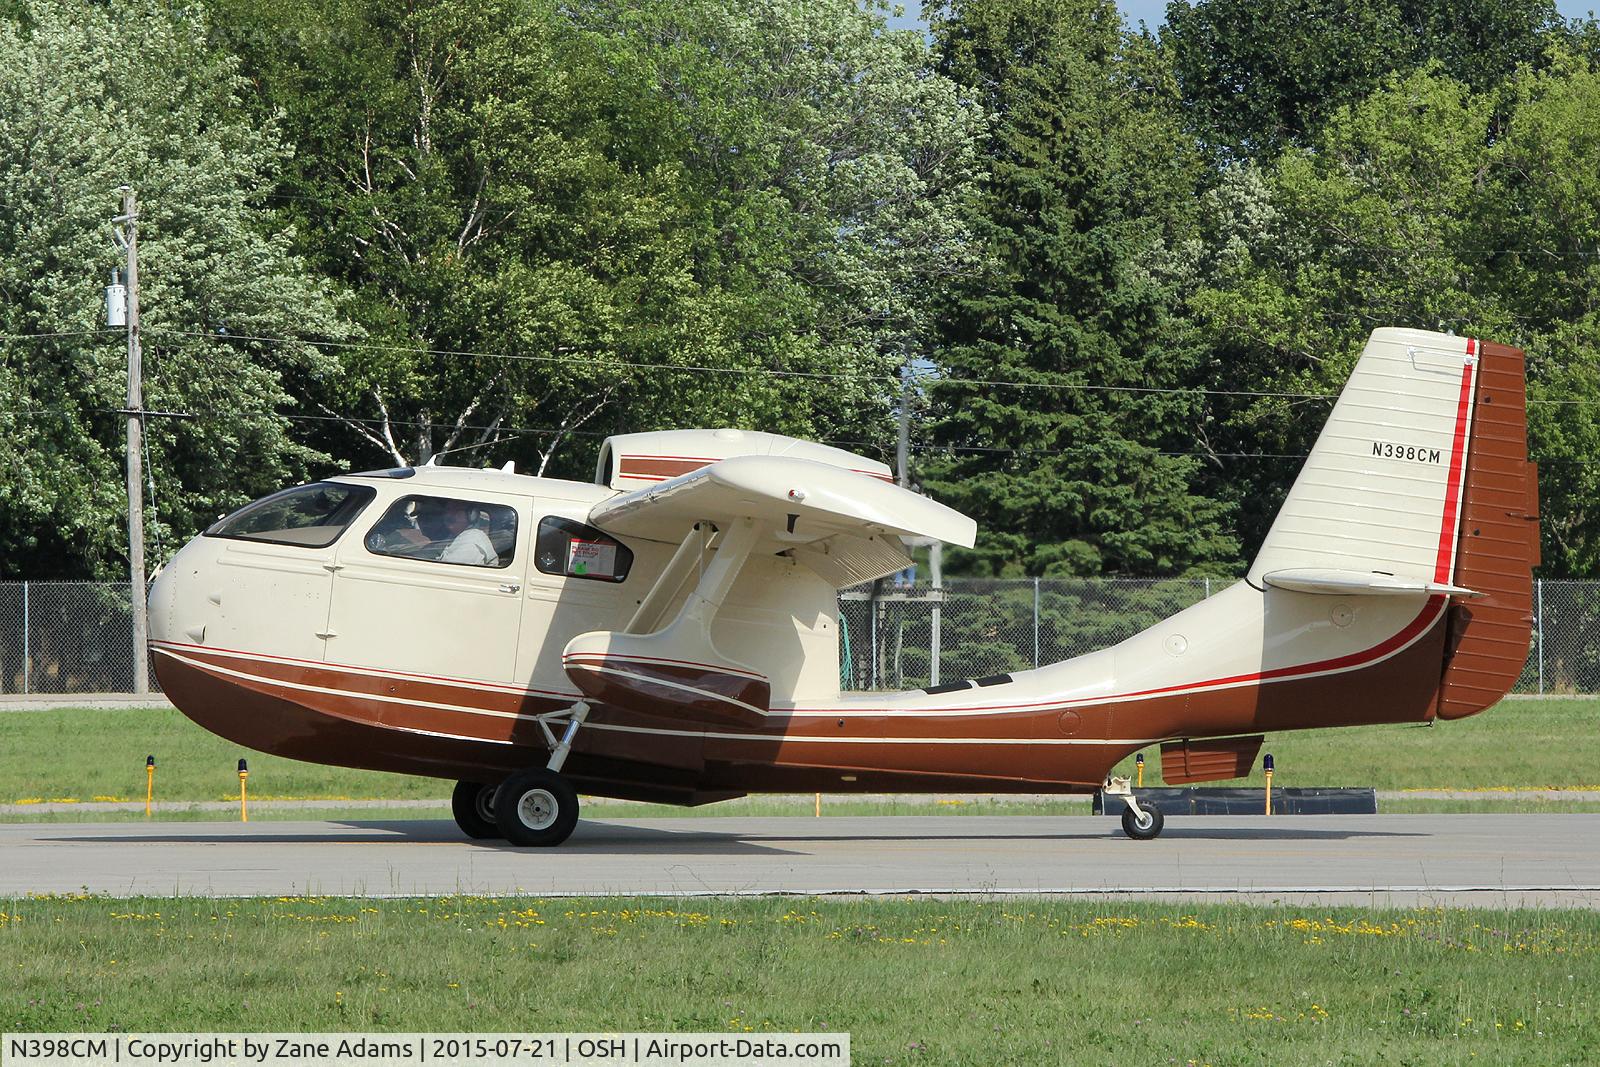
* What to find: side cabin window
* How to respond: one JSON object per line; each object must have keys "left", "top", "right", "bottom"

{"left": 535, "top": 516, "right": 633, "bottom": 583}
{"left": 363, "top": 495, "right": 518, "bottom": 569}
{"left": 205, "top": 482, "right": 376, "bottom": 548}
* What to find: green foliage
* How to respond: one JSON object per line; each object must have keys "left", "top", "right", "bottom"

{"left": 6, "top": 0, "right": 1600, "bottom": 583}
{"left": 0, "top": 2, "right": 348, "bottom": 575}
{"left": 1187, "top": 59, "right": 1600, "bottom": 570}
{"left": 1166, "top": 0, "right": 1569, "bottom": 158}
{"left": 216, "top": 0, "right": 983, "bottom": 476}
{"left": 922, "top": 0, "right": 1237, "bottom": 577}
{"left": 0, "top": 1, "right": 346, "bottom": 579}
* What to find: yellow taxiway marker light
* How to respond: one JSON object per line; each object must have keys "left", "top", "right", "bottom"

{"left": 1263, "top": 753, "right": 1274, "bottom": 816}
{"left": 814, "top": 792, "right": 821, "bottom": 817}
{"left": 144, "top": 755, "right": 155, "bottom": 817}
{"left": 238, "top": 758, "right": 249, "bottom": 823}
{"left": 1135, "top": 752, "right": 1144, "bottom": 789}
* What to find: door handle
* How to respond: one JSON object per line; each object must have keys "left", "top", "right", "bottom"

{"left": 499, "top": 583, "right": 521, "bottom": 594}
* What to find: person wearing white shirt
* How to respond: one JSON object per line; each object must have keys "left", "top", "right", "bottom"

{"left": 437, "top": 500, "right": 499, "bottom": 567}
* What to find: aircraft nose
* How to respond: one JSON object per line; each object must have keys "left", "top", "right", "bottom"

{"left": 147, "top": 560, "right": 178, "bottom": 644}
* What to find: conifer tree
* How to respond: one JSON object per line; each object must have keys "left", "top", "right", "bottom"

{"left": 923, "top": 0, "right": 1236, "bottom": 577}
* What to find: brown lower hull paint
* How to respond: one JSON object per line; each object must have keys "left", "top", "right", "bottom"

{"left": 150, "top": 339, "right": 1539, "bottom": 806}
{"left": 154, "top": 605, "right": 1452, "bottom": 801}
{"left": 1436, "top": 341, "right": 1539, "bottom": 719}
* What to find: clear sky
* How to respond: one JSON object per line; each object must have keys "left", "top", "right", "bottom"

{"left": 891, "top": 1, "right": 1599, "bottom": 33}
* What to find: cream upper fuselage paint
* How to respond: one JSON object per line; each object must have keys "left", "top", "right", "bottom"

{"left": 148, "top": 331, "right": 1538, "bottom": 802}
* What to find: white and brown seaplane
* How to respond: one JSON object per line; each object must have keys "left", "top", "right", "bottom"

{"left": 148, "top": 328, "right": 1539, "bottom": 844}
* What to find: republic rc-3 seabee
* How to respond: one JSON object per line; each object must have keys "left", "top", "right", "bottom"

{"left": 148, "top": 328, "right": 1539, "bottom": 845}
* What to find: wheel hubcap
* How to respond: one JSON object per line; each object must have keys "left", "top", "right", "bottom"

{"left": 1134, "top": 810, "right": 1152, "bottom": 830}
{"left": 474, "top": 786, "right": 496, "bottom": 823}
{"left": 517, "top": 788, "right": 559, "bottom": 831}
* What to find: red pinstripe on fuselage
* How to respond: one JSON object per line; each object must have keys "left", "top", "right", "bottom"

{"left": 151, "top": 343, "right": 1482, "bottom": 795}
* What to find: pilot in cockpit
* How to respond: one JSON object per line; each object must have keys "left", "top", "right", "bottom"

{"left": 436, "top": 500, "right": 499, "bottom": 567}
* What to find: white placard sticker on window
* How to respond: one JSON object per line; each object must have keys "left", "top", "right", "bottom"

{"left": 567, "top": 538, "right": 617, "bottom": 578}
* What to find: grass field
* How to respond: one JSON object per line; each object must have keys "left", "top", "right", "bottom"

{"left": 2, "top": 698, "right": 1596, "bottom": 817}
{"left": 2, "top": 894, "right": 1596, "bottom": 1065}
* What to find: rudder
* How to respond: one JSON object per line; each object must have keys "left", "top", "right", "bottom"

{"left": 1436, "top": 341, "right": 1540, "bottom": 718}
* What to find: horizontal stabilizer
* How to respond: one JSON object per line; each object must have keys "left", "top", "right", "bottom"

{"left": 1262, "top": 568, "right": 1480, "bottom": 598}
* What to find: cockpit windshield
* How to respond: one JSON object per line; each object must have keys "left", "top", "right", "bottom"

{"left": 205, "top": 482, "right": 377, "bottom": 548}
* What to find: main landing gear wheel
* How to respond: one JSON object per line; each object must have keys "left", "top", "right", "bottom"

{"left": 1121, "top": 801, "right": 1164, "bottom": 841}
{"left": 451, "top": 780, "right": 501, "bottom": 840}
{"left": 494, "top": 767, "right": 580, "bottom": 847}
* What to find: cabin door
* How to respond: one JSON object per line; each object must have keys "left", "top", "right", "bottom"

{"left": 324, "top": 488, "right": 530, "bottom": 684}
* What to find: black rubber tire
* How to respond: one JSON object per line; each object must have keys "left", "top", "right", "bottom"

{"left": 451, "top": 780, "right": 501, "bottom": 840}
{"left": 494, "top": 767, "right": 580, "bottom": 847}
{"left": 1121, "top": 801, "right": 1164, "bottom": 841}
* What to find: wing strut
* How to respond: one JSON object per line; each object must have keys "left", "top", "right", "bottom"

{"left": 626, "top": 522, "right": 711, "bottom": 635}
{"left": 562, "top": 516, "right": 772, "bottom": 724}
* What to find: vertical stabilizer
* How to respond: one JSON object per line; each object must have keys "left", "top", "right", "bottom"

{"left": 1248, "top": 328, "right": 1481, "bottom": 588}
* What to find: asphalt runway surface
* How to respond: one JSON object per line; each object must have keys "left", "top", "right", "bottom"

{"left": 5, "top": 814, "right": 1599, "bottom": 907}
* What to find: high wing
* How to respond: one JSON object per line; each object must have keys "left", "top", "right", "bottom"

{"left": 563, "top": 455, "right": 976, "bottom": 724}
{"left": 588, "top": 454, "right": 976, "bottom": 588}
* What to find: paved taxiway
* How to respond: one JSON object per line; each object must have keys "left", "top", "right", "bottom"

{"left": 5, "top": 815, "right": 1598, "bottom": 907}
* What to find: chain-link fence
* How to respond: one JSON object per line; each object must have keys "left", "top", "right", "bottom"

{"left": 840, "top": 577, "right": 1218, "bottom": 691}
{"left": 0, "top": 582, "right": 156, "bottom": 694}
{"left": 0, "top": 578, "right": 1590, "bottom": 695}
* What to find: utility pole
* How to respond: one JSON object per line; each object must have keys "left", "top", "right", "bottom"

{"left": 114, "top": 186, "right": 149, "bottom": 695}
{"left": 896, "top": 364, "right": 911, "bottom": 490}
{"left": 896, "top": 358, "right": 943, "bottom": 684}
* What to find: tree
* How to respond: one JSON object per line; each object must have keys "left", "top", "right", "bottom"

{"left": 214, "top": 0, "right": 983, "bottom": 476}
{"left": 1478, "top": 54, "right": 1600, "bottom": 574}
{"left": 1187, "top": 60, "right": 1600, "bottom": 573}
{"left": 921, "top": 0, "right": 1237, "bottom": 577}
{"left": 1165, "top": 0, "right": 1568, "bottom": 159}
{"left": 0, "top": 0, "right": 347, "bottom": 579}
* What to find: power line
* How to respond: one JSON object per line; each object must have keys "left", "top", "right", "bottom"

{"left": 254, "top": 184, "right": 1600, "bottom": 259}
{"left": 148, "top": 328, "right": 897, "bottom": 385}
{"left": 14, "top": 403, "right": 1600, "bottom": 469}
{"left": 153, "top": 326, "right": 1342, "bottom": 401}
{"left": 13, "top": 322, "right": 1600, "bottom": 405}
{"left": 0, "top": 329, "right": 111, "bottom": 341}
{"left": 155, "top": 325, "right": 1600, "bottom": 403}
